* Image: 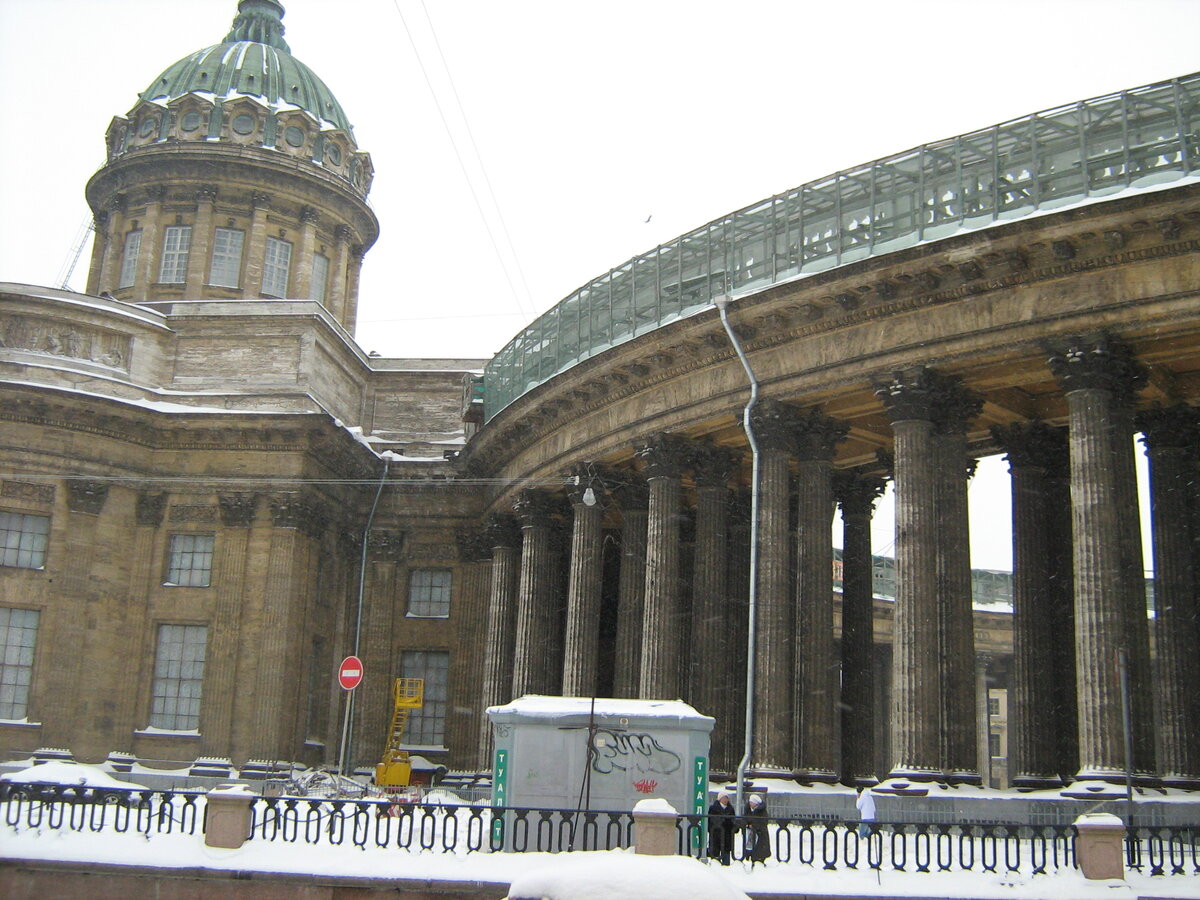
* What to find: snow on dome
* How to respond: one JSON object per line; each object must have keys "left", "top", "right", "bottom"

{"left": 505, "top": 849, "right": 751, "bottom": 900}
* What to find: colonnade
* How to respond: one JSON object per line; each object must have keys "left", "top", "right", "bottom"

{"left": 474, "top": 336, "right": 1199, "bottom": 788}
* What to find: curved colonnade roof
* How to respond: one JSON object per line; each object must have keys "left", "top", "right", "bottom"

{"left": 484, "top": 72, "right": 1200, "bottom": 421}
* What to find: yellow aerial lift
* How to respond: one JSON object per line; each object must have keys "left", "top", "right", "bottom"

{"left": 374, "top": 677, "right": 424, "bottom": 787}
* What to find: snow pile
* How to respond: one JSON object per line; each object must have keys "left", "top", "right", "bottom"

{"left": 1, "top": 761, "right": 141, "bottom": 790}
{"left": 505, "top": 850, "right": 750, "bottom": 900}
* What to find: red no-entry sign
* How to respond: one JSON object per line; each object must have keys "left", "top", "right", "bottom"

{"left": 338, "top": 655, "right": 364, "bottom": 691}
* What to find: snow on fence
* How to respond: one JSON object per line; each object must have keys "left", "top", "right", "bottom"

{"left": 2, "top": 781, "right": 1197, "bottom": 878}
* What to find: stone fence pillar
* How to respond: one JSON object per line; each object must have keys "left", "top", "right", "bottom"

{"left": 1075, "top": 813, "right": 1125, "bottom": 880}
{"left": 205, "top": 784, "right": 254, "bottom": 849}
{"left": 632, "top": 798, "right": 678, "bottom": 856}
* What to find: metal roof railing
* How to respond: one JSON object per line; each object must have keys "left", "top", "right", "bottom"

{"left": 483, "top": 73, "right": 1200, "bottom": 421}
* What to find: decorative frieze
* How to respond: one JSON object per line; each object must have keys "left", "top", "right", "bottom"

{"left": 1, "top": 480, "right": 55, "bottom": 505}
{"left": 169, "top": 504, "right": 218, "bottom": 523}
{"left": 0, "top": 315, "right": 130, "bottom": 369}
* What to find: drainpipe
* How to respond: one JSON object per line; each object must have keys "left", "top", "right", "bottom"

{"left": 714, "top": 295, "right": 760, "bottom": 816}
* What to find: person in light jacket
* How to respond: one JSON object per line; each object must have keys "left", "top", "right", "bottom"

{"left": 855, "top": 786, "right": 876, "bottom": 838}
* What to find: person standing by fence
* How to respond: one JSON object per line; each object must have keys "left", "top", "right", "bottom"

{"left": 855, "top": 786, "right": 876, "bottom": 838}
{"left": 707, "top": 790, "right": 735, "bottom": 866}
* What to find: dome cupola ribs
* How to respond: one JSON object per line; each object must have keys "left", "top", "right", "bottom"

{"left": 223, "top": 0, "right": 291, "bottom": 51}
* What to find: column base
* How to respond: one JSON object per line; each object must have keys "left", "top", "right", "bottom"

{"left": 1010, "top": 773, "right": 1064, "bottom": 792}
{"left": 944, "top": 771, "right": 983, "bottom": 787}
{"left": 1161, "top": 775, "right": 1200, "bottom": 791}
{"left": 790, "top": 767, "right": 839, "bottom": 785}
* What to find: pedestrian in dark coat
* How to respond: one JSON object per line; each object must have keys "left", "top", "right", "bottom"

{"left": 707, "top": 790, "right": 735, "bottom": 865}
{"left": 742, "top": 793, "right": 771, "bottom": 864}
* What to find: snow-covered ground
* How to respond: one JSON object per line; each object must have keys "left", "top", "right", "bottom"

{"left": 2, "top": 763, "right": 1197, "bottom": 899}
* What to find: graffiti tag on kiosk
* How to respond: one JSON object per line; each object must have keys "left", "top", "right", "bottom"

{"left": 591, "top": 729, "right": 681, "bottom": 775}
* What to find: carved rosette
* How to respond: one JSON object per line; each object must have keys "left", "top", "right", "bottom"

{"left": 1046, "top": 335, "right": 1148, "bottom": 399}
{"left": 136, "top": 491, "right": 167, "bottom": 527}
{"left": 367, "top": 529, "right": 405, "bottom": 562}
{"left": 218, "top": 493, "right": 259, "bottom": 527}
{"left": 484, "top": 513, "right": 521, "bottom": 550}
{"left": 66, "top": 480, "right": 109, "bottom": 515}
{"left": 832, "top": 470, "right": 887, "bottom": 517}
{"left": 689, "top": 442, "right": 742, "bottom": 488}
{"left": 634, "top": 432, "right": 691, "bottom": 479}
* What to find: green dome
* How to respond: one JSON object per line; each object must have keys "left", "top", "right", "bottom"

{"left": 140, "top": 0, "right": 353, "bottom": 133}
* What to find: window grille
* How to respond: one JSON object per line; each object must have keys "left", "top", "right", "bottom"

{"left": 208, "top": 227, "right": 244, "bottom": 287}
{"left": 407, "top": 569, "right": 452, "bottom": 617}
{"left": 0, "top": 512, "right": 50, "bottom": 569}
{"left": 159, "top": 226, "right": 192, "bottom": 283}
{"left": 0, "top": 607, "right": 39, "bottom": 720}
{"left": 262, "top": 237, "right": 292, "bottom": 297}
{"left": 311, "top": 252, "right": 329, "bottom": 303}
{"left": 149, "top": 624, "right": 207, "bottom": 731}
{"left": 118, "top": 230, "right": 142, "bottom": 288}
{"left": 165, "top": 534, "right": 214, "bottom": 587}
{"left": 400, "top": 650, "right": 448, "bottom": 746}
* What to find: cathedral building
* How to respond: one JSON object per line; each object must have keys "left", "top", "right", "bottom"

{"left": 1, "top": 0, "right": 1197, "bottom": 793}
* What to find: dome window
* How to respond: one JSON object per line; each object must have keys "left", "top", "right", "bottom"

{"left": 232, "top": 114, "right": 256, "bottom": 135}
{"left": 139, "top": 116, "right": 159, "bottom": 137}
{"left": 326, "top": 143, "right": 342, "bottom": 166}
{"left": 181, "top": 112, "right": 202, "bottom": 133}
{"left": 285, "top": 126, "right": 305, "bottom": 148}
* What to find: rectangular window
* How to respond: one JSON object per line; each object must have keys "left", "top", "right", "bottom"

{"left": 407, "top": 568, "right": 452, "bottom": 617}
{"left": 118, "top": 230, "right": 142, "bottom": 288}
{"left": 0, "top": 608, "right": 39, "bottom": 720}
{"left": 208, "top": 227, "right": 244, "bottom": 287}
{"left": 310, "top": 252, "right": 329, "bottom": 303}
{"left": 0, "top": 512, "right": 50, "bottom": 570}
{"left": 149, "top": 624, "right": 207, "bottom": 731}
{"left": 165, "top": 534, "right": 214, "bottom": 587}
{"left": 262, "top": 236, "right": 292, "bottom": 297}
{"left": 987, "top": 696, "right": 1000, "bottom": 717}
{"left": 158, "top": 225, "right": 192, "bottom": 283}
{"left": 988, "top": 731, "right": 1002, "bottom": 759}
{"left": 400, "top": 650, "right": 448, "bottom": 746}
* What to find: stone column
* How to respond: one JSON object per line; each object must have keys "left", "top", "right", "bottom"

{"left": 344, "top": 244, "right": 365, "bottom": 330}
{"left": 933, "top": 381, "right": 982, "bottom": 784}
{"left": 479, "top": 514, "right": 520, "bottom": 761}
{"left": 1047, "top": 336, "right": 1150, "bottom": 780}
{"left": 975, "top": 654, "right": 993, "bottom": 787}
{"left": 993, "top": 422, "right": 1069, "bottom": 789}
{"left": 876, "top": 369, "right": 943, "bottom": 780}
{"left": 792, "top": 409, "right": 848, "bottom": 782}
{"left": 562, "top": 468, "right": 608, "bottom": 697}
{"left": 135, "top": 185, "right": 166, "bottom": 291}
{"left": 748, "top": 399, "right": 797, "bottom": 770}
{"left": 1137, "top": 406, "right": 1200, "bottom": 788}
{"left": 834, "top": 470, "right": 886, "bottom": 786}
{"left": 357, "top": 529, "right": 404, "bottom": 767}
{"left": 86, "top": 210, "right": 110, "bottom": 296}
{"left": 293, "top": 206, "right": 320, "bottom": 301}
{"left": 612, "top": 479, "right": 648, "bottom": 698}
{"left": 243, "top": 191, "right": 272, "bottom": 297}
{"left": 94, "top": 195, "right": 127, "bottom": 294}
{"left": 452, "top": 529, "right": 493, "bottom": 770}
{"left": 636, "top": 433, "right": 690, "bottom": 700}
{"left": 328, "top": 224, "right": 352, "bottom": 321}
{"left": 202, "top": 494, "right": 258, "bottom": 757}
{"left": 511, "top": 490, "right": 561, "bottom": 697}
{"left": 1045, "top": 452, "right": 1078, "bottom": 783}
{"left": 688, "top": 443, "right": 739, "bottom": 759}
{"left": 184, "top": 186, "right": 217, "bottom": 295}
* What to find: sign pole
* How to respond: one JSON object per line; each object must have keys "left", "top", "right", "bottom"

{"left": 335, "top": 655, "right": 364, "bottom": 778}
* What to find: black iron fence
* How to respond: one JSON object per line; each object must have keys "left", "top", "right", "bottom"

{"left": 2, "top": 781, "right": 1197, "bottom": 879}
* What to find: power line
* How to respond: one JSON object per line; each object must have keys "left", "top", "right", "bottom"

{"left": 389, "top": 0, "right": 536, "bottom": 320}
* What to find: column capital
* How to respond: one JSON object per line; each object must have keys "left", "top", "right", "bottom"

{"left": 66, "top": 479, "right": 109, "bottom": 514}
{"left": 251, "top": 190, "right": 272, "bottom": 209}
{"left": 456, "top": 527, "right": 492, "bottom": 562}
{"left": 367, "top": 529, "right": 405, "bottom": 561}
{"left": 689, "top": 442, "right": 741, "bottom": 488}
{"left": 832, "top": 470, "right": 887, "bottom": 516}
{"left": 1046, "top": 334, "right": 1147, "bottom": 399}
{"left": 992, "top": 421, "right": 1069, "bottom": 474}
{"left": 197, "top": 185, "right": 218, "bottom": 203}
{"left": 93, "top": 210, "right": 109, "bottom": 229}
{"left": 136, "top": 491, "right": 167, "bottom": 527}
{"left": 749, "top": 397, "right": 799, "bottom": 452}
{"left": 106, "top": 194, "right": 127, "bottom": 213}
{"left": 484, "top": 512, "right": 521, "bottom": 550}
{"left": 513, "top": 488, "right": 560, "bottom": 527}
{"left": 610, "top": 474, "right": 649, "bottom": 511}
{"left": 1136, "top": 404, "right": 1200, "bottom": 453}
{"left": 269, "top": 492, "right": 326, "bottom": 537}
{"left": 146, "top": 184, "right": 167, "bottom": 202}
{"left": 635, "top": 432, "right": 691, "bottom": 479}
{"left": 335, "top": 224, "right": 354, "bottom": 243}
{"left": 792, "top": 408, "right": 849, "bottom": 461}
{"left": 875, "top": 367, "right": 938, "bottom": 423}
{"left": 930, "top": 379, "right": 982, "bottom": 435}
{"left": 299, "top": 205, "right": 320, "bottom": 224}
{"left": 218, "top": 492, "right": 258, "bottom": 527}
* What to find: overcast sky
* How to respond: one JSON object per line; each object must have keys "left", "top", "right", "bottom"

{"left": 1, "top": 0, "right": 1187, "bottom": 569}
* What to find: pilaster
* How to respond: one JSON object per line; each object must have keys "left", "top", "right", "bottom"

{"left": 244, "top": 191, "right": 271, "bottom": 297}
{"left": 184, "top": 186, "right": 217, "bottom": 295}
